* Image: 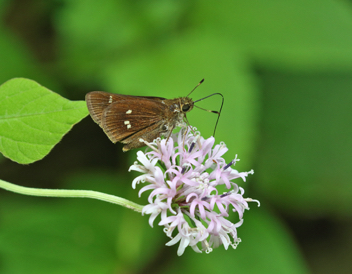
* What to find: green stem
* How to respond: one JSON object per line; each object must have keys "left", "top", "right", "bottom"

{"left": 0, "top": 179, "right": 144, "bottom": 213}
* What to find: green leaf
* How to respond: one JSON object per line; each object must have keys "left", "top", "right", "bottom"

{"left": 0, "top": 78, "right": 88, "bottom": 164}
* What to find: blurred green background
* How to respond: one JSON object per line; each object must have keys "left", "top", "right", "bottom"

{"left": 1, "top": 0, "right": 352, "bottom": 273}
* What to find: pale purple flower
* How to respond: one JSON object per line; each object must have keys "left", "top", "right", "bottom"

{"left": 129, "top": 128, "right": 259, "bottom": 255}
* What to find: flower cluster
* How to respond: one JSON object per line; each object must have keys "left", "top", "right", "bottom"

{"left": 129, "top": 128, "right": 259, "bottom": 256}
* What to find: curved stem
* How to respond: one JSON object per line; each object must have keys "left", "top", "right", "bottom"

{"left": 0, "top": 179, "right": 144, "bottom": 213}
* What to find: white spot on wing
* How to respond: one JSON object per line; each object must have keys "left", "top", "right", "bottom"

{"left": 126, "top": 109, "right": 132, "bottom": 114}
{"left": 124, "top": 120, "right": 131, "bottom": 129}
{"left": 108, "top": 96, "right": 113, "bottom": 103}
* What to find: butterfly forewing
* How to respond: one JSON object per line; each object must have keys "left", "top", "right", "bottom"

{"left": 86, "top": 91, "right": 170, "bottom": 145}
{"left": 101, "top": 97, "right": 167, "bottom": 143}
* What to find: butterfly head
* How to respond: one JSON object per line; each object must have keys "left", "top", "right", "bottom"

{"left": 180, "top": 97, "right": 194, "bottom": 114}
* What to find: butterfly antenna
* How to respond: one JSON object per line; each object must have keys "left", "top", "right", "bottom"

{"left": 186, "top": 78, "right": 204, "bottom": 97}
{"left": 194, "top": 93, "right": 224, "bottom": 137}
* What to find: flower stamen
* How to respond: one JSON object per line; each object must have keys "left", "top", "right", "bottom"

{"left": 223, "top": 155, "right": 239, "bottom": 170}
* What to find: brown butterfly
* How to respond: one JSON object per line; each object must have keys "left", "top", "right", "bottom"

{"left": 85, "top": 79, "right": 223, "bottom": 151}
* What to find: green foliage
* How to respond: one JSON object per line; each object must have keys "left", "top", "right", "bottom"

{"left": 256, "top": 72, "right": 352, "bottom": 216}
{"left": 0, "top": 78, "right": 88, "bottom": 164}
{"left": 0, "top": 172, "right": 161, "bottom": 274}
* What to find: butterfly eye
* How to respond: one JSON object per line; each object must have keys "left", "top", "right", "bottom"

{"left": 182, "top": 104, "right": 190, "bottom": 112}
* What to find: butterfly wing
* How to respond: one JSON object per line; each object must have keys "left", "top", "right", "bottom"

{"left": 86, "top": 91, "right": 169, "bottom": 144}
{"left": 86, "top": 91, "right": 116, "bottom": 126}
